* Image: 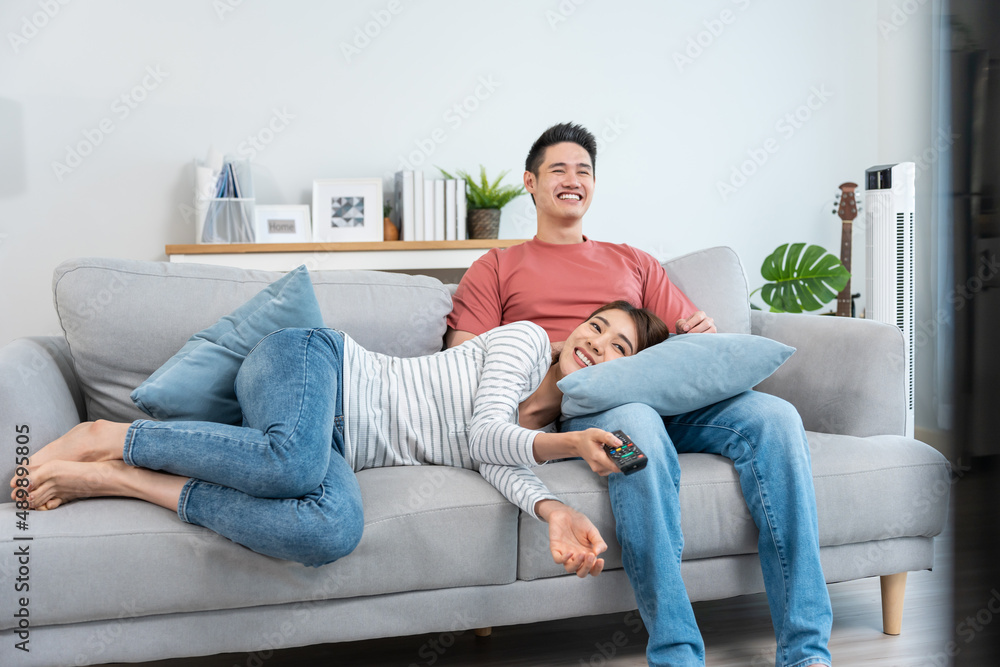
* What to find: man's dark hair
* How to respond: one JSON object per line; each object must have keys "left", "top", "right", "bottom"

{"left": 524, "top": 122, "right": 597, "bottom": 177}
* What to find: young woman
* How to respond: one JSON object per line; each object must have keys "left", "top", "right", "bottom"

{"left": 11, "top": 301, "right": 668, "bottom": 575}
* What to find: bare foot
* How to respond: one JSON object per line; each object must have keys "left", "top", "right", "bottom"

{"left": 9, "top": 421, "right": 130, "bottom": 490}
{"left": 18, "top": 460, "right": 130, "bottom": 510}
{"left": 13, "top": 459, "right": 188, "bottom": 514}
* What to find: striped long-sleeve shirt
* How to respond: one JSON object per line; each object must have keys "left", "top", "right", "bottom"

{"left": 340, "top": 321, "right": 560, "bottom": 518}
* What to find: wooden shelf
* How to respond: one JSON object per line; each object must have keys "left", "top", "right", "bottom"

{"left": 166, "top": 239, "right": 526, "bottom": 256}
{"left": 165, "top": 239, "right": 529, "bottom": 273}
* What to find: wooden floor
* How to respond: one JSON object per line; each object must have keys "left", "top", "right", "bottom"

{"left": 119, "top": 525, "right": 954, "bottom": 667}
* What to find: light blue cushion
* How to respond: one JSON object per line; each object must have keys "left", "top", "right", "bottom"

{"left": 130, "top": 265, "right": 324, "bottom": 424}
{"left": 557, "top": 333, "right": 795, "bottom": 418}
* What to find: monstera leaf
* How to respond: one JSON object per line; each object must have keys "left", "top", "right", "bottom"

{"left": 750, "top": 243, "right": 850, "bottom": 313}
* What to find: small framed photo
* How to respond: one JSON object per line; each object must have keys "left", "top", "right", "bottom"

{"left": 312, "top": 178, "right": 384, "bottom": 243}
{"left": 254, "top": 205, "right": 312, "bottom": 243}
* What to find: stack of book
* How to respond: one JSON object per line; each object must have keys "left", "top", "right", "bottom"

{"left": 393, "top": 171, "right": 467, "bottom": 241}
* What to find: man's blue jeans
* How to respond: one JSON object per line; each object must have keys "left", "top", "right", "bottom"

{"left": 561, "top": 391, "right": 832, "bottom": 667}
{"left": 123, "top": 328, "right": 364, "bottom": 567}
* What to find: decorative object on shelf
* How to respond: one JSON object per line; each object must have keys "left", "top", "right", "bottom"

{"left": 311, "top": 178, "right": 384, "bottom": 243}
{"left": 439, "top": 166, "right": 526, "bottom": 239}
{"left": 254, "top": 205, "right": 312, "bottom": 243}
{"left": 383, "top": 200, "right": 399, "bottom": 241}
{"left": 749, "top": 243, "right": 850, "bottom": 313}
{"left": 200, "top": 155, "right": 256, "bottom": 244}
{"left": 394, "top": 171, "right": 465, "bottom": 241}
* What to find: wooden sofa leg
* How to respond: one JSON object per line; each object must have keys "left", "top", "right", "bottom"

{"left": 473, "top": 627, "right": 492, "bottom": 637}
{"left": 880, "top": 572, "right": 907, "bottom": 635}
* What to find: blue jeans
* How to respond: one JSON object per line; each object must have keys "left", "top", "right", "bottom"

{"left": 561, "top": 391, "right": 832, "bottom": 667}
{"left": 123, "top": 328, "right": 364, "bottom": 567}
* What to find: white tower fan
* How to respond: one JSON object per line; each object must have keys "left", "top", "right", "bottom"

{"left": 865, "top": 162, "right": 915, "bottom": 438}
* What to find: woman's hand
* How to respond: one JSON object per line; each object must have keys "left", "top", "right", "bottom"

{"left": 536, "top": 500, "right": 607, "bottom": 578}
{"left": 566, "top": 428, "right": 625, "bottom": 476}
{"left": 532, "top": 429, "right": 623, "bottom": 475}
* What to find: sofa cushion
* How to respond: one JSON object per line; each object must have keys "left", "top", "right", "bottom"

{"left": 53, "top": 258, "right": 453, "bottom": 422}
{"left": 0, "top": 466, "right": 516, "bottom": 629}
{"left": 516, "top": 431, "right": 951, "bottom": 580}
{"left": 557, "top": 334, "right": 794, "bottom": 418}
{"left": 662, "top": 246, "right": 751, "bottom": 335}
{"left": 131, "top": 265, "right": 325, "bottom": 424}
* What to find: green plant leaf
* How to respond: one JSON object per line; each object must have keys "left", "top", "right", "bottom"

{"left": 756, "top": 243, "right": 850, "bottom": 313}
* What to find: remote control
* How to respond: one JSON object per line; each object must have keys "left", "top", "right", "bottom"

{"left": 604, "top": 430, "right": 647, "bottom": 475}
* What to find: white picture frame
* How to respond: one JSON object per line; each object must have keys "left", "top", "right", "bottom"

{"left": 311, "top": 178, "right": 384, "bottom": 243}
{"left": 254, "top": 205, "right": 312, "bottom": 243}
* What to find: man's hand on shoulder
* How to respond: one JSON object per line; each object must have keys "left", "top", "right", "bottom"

{"left": 675, "top": 310, "right": 717, "bottom": 334}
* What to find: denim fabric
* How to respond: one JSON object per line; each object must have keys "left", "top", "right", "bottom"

{"left": 124, "top": 328, "right": 363, "bottom": 567}
{"left": 561, "top": 391, "right": 832, "bottom": 667}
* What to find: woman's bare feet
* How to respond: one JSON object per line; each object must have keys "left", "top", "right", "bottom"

{"left": 9, "top": 420, "right": 130, "bottom": 490}
{"left": 18, "top": 460, "right": 130, "bottom": 509}
{"left": 15, "top": 458, "right": 187, "bottom": 513}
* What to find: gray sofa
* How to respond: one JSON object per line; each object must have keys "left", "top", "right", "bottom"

{"left": 0, "top": 246, "right": 950, "bottom": 666}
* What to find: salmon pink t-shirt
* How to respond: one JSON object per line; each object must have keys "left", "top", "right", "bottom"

{"left": 448, "top": 237, "right": 698, "bottom": 341}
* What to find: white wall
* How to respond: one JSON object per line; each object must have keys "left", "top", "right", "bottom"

{"left": 1, "top": 1, "right": 941, "bottom": 427}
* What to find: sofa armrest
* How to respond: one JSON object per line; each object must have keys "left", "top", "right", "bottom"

{"left": 0, "top": 337, "right": 85, "bottom": 501}
{"left": 751, "top": 311, "right": 907, "bottom": 437}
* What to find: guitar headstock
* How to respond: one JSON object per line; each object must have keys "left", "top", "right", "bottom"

{"left": 835, "top": 182, "right": 858, "bottom": 222}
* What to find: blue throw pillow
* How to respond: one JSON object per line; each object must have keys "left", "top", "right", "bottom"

{"left": 130, "top": 265, "right": 325, "bottom": 424}
{"left": 557, "top": 333, "right": 795, "bottom": 418}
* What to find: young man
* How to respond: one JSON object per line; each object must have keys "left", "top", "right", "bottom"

{"left": 446, "top": 123, "right": 832, "bottom": 667}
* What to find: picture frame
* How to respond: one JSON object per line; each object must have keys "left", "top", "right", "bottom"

{"left": 254, "top": 205, "right": 312, "bottom": 243}
{"left": 311, "top": 178, "right": 384, "bottom": 243}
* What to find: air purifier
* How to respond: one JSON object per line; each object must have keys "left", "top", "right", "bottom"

{"left": 865, "top": 162, "right": 915, "bottom": 438}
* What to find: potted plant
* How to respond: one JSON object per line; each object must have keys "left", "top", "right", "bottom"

{"left": 439, "top": 166, "right": 525, "bottom": 239}
{"left": 383, "top": 201, "right": 398, "bottom": 241}
{"left": 750, "top": 243, "right": 850, "bottom": 312}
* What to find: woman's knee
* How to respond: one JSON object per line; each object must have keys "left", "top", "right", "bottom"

{"left": 236, "top": 328, "right": 313, "bottom": 399}
{"left": 263, "top": 457, "right": 330, "bottom": 499}
{"left": 300, "top": 500, "right": 364, "bottom": 568}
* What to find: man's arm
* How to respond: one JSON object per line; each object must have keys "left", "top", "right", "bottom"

{"left": 630, "top": 245, "right": 717, "bottom": 334}
{"left": 446, "top": 250, "right": 504, "bottom": 346}
{"left": 445, "top": 327, "right": 476, "bottom": 348}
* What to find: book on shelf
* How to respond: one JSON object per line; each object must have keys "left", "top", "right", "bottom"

{"left": 433, "top": 179, "right": 445, "bottom": 241}
{"left": 444, "top": 179, "right": 457, "bottom": 241}
{"left": 423, "top": 178, "right": 434, "bottom": 242}
{"left": 393, "top": 172, "right": 470, "bottom": 242}
{"left": 456, "top": 179, "right": 467, "bottom": 240}
{"left": 412, "top": 171, "right": 424, "bottom": 241}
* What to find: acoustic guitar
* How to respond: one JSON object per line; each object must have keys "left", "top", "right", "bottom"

{"left": 834, "top": 182, "right": 859, "bottom": 317}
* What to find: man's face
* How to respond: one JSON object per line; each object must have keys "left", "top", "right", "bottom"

{"left": 524, "top": 142, "right": 594, "bottom": 223}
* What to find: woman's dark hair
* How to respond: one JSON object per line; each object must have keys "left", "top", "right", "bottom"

{"left": 525, "top": 122, "right": 597, "bottom": 177}
{"left": 587, "top": 300, "right": 669, "bottom": 353}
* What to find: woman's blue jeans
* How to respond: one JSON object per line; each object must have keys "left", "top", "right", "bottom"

{"left": 561, "top": 391, "right": 832, "bottom": 667}
{"left": 123, "top": 328, "right": 364, "bottom": 567}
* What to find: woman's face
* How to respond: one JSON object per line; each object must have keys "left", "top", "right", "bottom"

{"left": 558, "top": 309, "right": 638, "bottom": 378}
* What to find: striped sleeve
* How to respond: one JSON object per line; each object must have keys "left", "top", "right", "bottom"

{"left": 479, "top": 463, "right": 560, "bottom": 519}
{"left": 467, "top": 321, "right": 551, "bottom": 468}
